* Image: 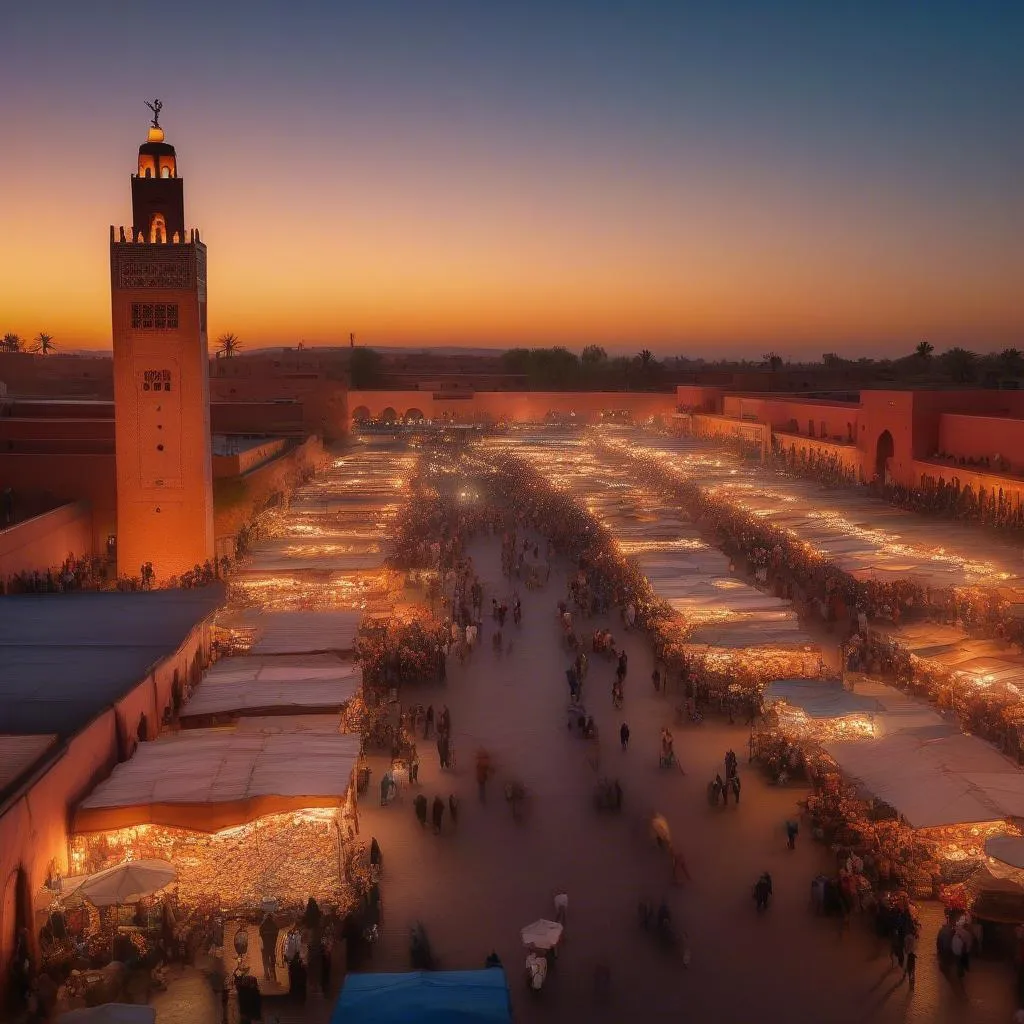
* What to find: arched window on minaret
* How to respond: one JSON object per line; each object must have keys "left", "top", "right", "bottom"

{"left": 150, "top": 214, "right": 167, "bottom": 244}
{"left": 161, "top": 166, "right": 171, "bottom": 179}
{"left": 144, "top": 168, "right": 153, "bottom": 178}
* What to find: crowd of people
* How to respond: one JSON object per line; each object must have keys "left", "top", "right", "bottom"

{"left": 878, "top": 473, "right": 1024, "bottom": 534}
{"left": 770, "top": 441, "right": 858, "bottom": 488}
{"left": 1, "top": 552, "right": 110, "bottom": 594}
{"left": 603, "top": 437, "right": 1024, "bottom": 654}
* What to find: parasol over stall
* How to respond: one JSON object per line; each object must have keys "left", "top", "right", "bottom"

{"left": 76, "top": 860, "right": 176, "bottom": 907}
{"left": 985, "top": 835, "right": 1024, "bottom": 885}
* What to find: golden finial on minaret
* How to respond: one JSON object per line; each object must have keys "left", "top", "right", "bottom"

{"left": 145, "top": 99, "right": 164, "bottom": 142}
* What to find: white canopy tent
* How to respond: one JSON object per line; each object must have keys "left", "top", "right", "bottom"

{"left": 217, "top": 610, "right": 362, "bottom": 654}
{"left": 239, "top": 539, "right": 386, "bottom": 575}
{"left": 824, "top": 726, "right": 1024, "bottom": 828}
{"left": 985, "top": 835, "right": 1024, "bottom": 884}
{"left": 75, "top": 725, "right": 361, "bottom": 833}
{"left": 180, "top": 654, "right": 361, "bottom": 722}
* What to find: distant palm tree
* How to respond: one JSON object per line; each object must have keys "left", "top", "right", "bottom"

{"left": 32, "top": 331, "right": 55, "bottom": 355}
{"left": 1, "top": 332, "right": 24, "bottom": 353}
{"left": 940, "top": 346, "right": 978, "bottom": 384}
{"left": 216, "top": 332, "right": 241, "bottom": 358}
{"left": 915, "top": 341, "right": 934, "bottom": 360}
{"left": 999, "top": 348, "right": 1024, "bottom": 377}
{"left": 762, "top": 351, "right": 783, "bottom": 371}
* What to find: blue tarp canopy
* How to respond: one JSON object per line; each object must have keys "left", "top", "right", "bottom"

{"left": 331, "top": 970, "right": 512, "bottom": 1023}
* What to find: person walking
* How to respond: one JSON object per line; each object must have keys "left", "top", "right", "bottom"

{"left": 476, "top": 755, "right": 491, "bottom": 801}
{"left": 786, "top": 820, "right": 799, "bottom": 850}
{"left": 424, "top": 705, "right": 434, "bottom": 739}
{"left": 620, "top": 722, "right": 630, "bottom": 751}
{"left": 409, "top": 752, "right": 420, "bottom": 785}
{"left": 320, "top": 920, "right": 334, "bottom": 995}
{"left": 431, "top": 795, "right": 445, "bottom": 834}
{"left": 370, "top": 836, "right": 382, "bottom": 872}
{"left": 554, "top": 891, "right": 568, "bottom": 925}
{"left": 717, "top": 773, "right": 728, "bottom": 806}
{"left": 448, "top": 793, "right": 459, "bottom": 830}
{"left": 414, "top": 793, "right": 428, "bottom": 828}
{"left": 901, "top": 928, "right": 917, "bottom": 988}
{"left": 731, "top": 774, "right": 741, "bottom": 805}
{"left": 672, "top": 848, "right": 691, "bottom": 885}
{"left": 284, "top": 925, "right": 301, "bottom": 996}
{"left": 258, "top": 913, "right": 279, "bottom": 983}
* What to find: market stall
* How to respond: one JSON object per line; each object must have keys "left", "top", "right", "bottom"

{"left": 864, "top": 623, "right": 1024, "bottom": 759}
{"left": 179, "top": 653, "right": 362, "bottom": 726}
{"left": 72, "top": 720, "right": 363, "bottom": 918}
{"left": 216, "top": 609, "right": 363, "bottom": 656}
{"left": 227, "top": 440, "right": 416, "bottom": 614}
{"left": 824, "top": 725, "right": 1024, "bottom": 829}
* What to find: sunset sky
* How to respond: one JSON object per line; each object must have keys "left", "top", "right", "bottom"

{"left": 2, "top": 2, "right": 1022, "bottom": 358}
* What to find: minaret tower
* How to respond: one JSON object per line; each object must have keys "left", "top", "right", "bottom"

{"left": 110, "top": 102, "right": 214, "bottom": 582}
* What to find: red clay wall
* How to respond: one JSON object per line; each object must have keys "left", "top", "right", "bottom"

{"left": 912, "top": 458, "right": 1024, "bottom": 507}
{"left": 937, "top": 413, "right": 1024, "bottom": 470}
{"left": 210, "top": 376, "right": 347, "bottom": 441}
{"left": 774, "top": 433, "right": 862, "bottom": 476}
{"left": 0, "top": 502, "right": 93, "bottom": 580}
{"left": 0, "top": 419, "right": 114, "bottom": 442}
{"left": 0, "top": 454, "right": 116, "bottom": 554}
{"left": 210, "top": 401, "right": 306, "bottom": 437}
{"left": 0, "top": 353, "right": 114, "bottom": 399}
{"left": 721, "top": 395, "right": 859, "bottom": 442}
{"left": 211, "top": 439, "right": 288, "bottom": 479}
{"left": 348, "top": 390, "right": 677, "bottom": 424}
{"left": 213, "top": 436, "right": 327, "bottom": 542}
{"left": 674, "top": 386, "right": 724, "bottom": 412}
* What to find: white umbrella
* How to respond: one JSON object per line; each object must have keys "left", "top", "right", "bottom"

{"left": 985, "top": 835, "right": 1024, "bottom": 884}
{"left": 520, "top": 919, "right": 563, "bottom": 950}
{"left": 58, "top": 1005, "right": 156, "bottom": 1024}
{"left": 77, "top": 860, "right": 176, "bottom": 907}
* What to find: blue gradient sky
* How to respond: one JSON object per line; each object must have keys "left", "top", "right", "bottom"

{"left": 2, "top": 1, "right": 1022, "bottom": 356}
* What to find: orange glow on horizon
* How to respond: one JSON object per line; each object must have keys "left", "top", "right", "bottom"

{"left": 2, "top": 118, "right": 1022, "bottom": 356}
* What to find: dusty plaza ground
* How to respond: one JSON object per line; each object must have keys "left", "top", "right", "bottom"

{"left": 343, "top": 534, "right": 1013, "bottom": 1023}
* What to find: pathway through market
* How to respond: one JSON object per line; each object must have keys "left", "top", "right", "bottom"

{"left": 357, "top": 521, "right": 1016, "bottom": 1023}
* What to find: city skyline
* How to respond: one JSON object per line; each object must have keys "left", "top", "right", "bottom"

{"left": 2, "top": 1, "right": 1022, "bottom": 357}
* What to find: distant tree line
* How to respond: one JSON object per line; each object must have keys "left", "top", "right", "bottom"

{"left": 498, "top": 346, "right": 668, "bottom": 391}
